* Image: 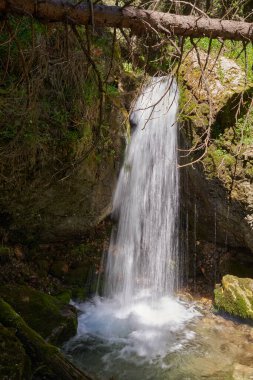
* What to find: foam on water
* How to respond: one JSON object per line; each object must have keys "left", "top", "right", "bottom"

{"left": 68, "top": 293, "right": 199, "bottom": 366}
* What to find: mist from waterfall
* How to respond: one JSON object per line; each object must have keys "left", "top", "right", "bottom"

{"left": 105, "top": 76, "right": 180, "bottom": 303}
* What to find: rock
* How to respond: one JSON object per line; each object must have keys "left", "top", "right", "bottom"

{"left": 0, "top": 299, "right": 91, "bottom": 380}
{"left": 179, "top": 50, "right": 246, "bottom": 127}
{"left": 50, "top": 260, "right": 69, "bottom": 278}
{"left": 214, "top": 275, "right": 253, "bottom": 319}
{"left": 71, "top": 287, "right": 87, "bottom": 301}
{"left": 65, "top": 264, "right": 90, "bottom": 287}
{"left": 54, "top": 290, "right": 72, "bottom": 304}
{"left": 36, "top": 259, "right": 50, "bottom": 275}
{"left": 233, "top": 363, "right": 253, "bottom": 380}
{"left": 0, "top": 325, "right": 31, "bottom": 380}
{"left": 179, "top": 48, "right": 253, "bottom": 276}
{"left": 14, "top": 245, "right": 24, "bottom": 260}
{"left": 0, "top": 285, "right": 77, "bottom": 345}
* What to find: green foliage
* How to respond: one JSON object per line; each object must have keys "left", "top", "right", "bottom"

{"left": 83, "top": 79, "right": 99, "bottom": 105}
{"left": 234, "top": 109, "right": 253, "bottom": 145}
{"left": 123, "top": 61, "right": 134, "bottom": 73}
{"left": 105, "top": 83, "right": 119, "bottom": 96}
{"left": 212, "top": 148, "right": 236, "bottom": 167}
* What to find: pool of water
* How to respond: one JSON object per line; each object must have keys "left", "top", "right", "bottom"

{"left": 63, "top": 294, "right": 253, "bottom": 380}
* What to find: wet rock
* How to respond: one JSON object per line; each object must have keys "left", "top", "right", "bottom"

{"left": 214, "top": 275, "right": 253, "bottom": 319}
{"left": 0, "top": 285, "right": 77, "bottom": 346}
{"left": 0, "top": 325, "right": 31, "bottom": 380}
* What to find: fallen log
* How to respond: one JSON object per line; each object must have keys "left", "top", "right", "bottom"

{"left": 0, "top": 0, "right": 253, "bottom": 41}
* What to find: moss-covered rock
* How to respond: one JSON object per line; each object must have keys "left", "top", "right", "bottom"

{"left": 0, "top": 285, "right": 77, "bottom": 345}
{"left": 71, "top": 287, "right": 88, "bottom": 301}
{"left": 65, "top": 265, "right": 90, "bottom": 287}
{"left": 179, "top": 49, "right": 248, "bottom": 128}
{"left": 0, "top": 326, "right": 31, "bottom": 380}
{"left": 0, "top": 298, "right": 90, "bottom": 380}
{"left": 214, "top": 275, "right": 253, "bottom": 319}
{"left": 179, "top": 47, "right": 253, "bottom": 266}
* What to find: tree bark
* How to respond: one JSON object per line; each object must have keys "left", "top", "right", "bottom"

{"left": 0, "top": 0, "right": 253, "bottom": 41}
{"left": 0, "top": 297, "right": 93, "bottom": 380}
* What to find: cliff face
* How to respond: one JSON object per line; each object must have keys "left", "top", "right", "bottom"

{"left": 0, "top": 106, "right": 125, "bottom": 243}
{"left": 179, "top": 49, "right": 253, "bottom": 284}
{"left": 0, "top": 20, "right": 127, "bottom": 244}
{"left": 1, "top": 19, "right": 252, "bottom": 286}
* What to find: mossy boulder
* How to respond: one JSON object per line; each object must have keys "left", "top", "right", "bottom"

{"left": 0, "top": 285, "right": 77, "bottom": 345}
{"left": 214, "top": 275, "right": 253, "bottom": 319}
{"left": 0, "top": 326, "right": 31, "bottom": 380}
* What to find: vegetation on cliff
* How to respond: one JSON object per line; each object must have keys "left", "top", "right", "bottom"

{"left": 0, "top": 1, "right": 253, "bottom": 378}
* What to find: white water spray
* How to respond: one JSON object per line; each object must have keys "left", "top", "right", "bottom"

{"left": 66, "top": 77, "right": 199, "bottom": 373}
{"left": 105, "top": 77, "right": 180, "bottom": 303}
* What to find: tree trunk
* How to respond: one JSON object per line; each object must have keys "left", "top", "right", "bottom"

{"left": 0, "top": 298, "right": 93, "bottom": 380}
{"left": 0, "top": 0, "right": 253, "bottom": 41}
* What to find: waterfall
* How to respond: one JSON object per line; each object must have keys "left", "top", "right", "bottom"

{"left": 65, "top": 77, "right": 198, "bottom": 374}
{"left": 105, "top": 76, "right": 179, "bottom": 303}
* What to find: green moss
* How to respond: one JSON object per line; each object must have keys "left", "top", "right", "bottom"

{"left": 54, "top": 291, "right": 71, "bottom": 305}
{"left": 0, "top": 285, "right": 77, "bottom": 345}
{"left": 0, "top": 298, "right": 59, "bottom": 358}
{"left": 214, "top": 275, "right": 253, "bottom": 319}
{"left": 0, "top": 246, "right": 12, "bottom": 264}
{"left": 0, "top": 326, "right": 31, "bottom": 380}
{"left": 178, "top": 78, "right": 210, "bottom": 128}
{"left": 65, "top": 265, "right": 90, "bottom": 287}
{"left": 0, "top": 246, "right": 10, "bottom": 254}
{"left": 71, "top": 287, "right": 87, "bottom": 301}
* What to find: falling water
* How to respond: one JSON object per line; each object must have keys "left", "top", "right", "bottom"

{"left": 105, "top": 76, "right": 179, "bottom": 303}
{"left": 65, "top": 77, "right": 199, "bottom": 378}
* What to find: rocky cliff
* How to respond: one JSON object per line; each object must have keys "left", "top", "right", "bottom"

{"left": 179, "top": 47, "right": 253, "bottom": 285}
